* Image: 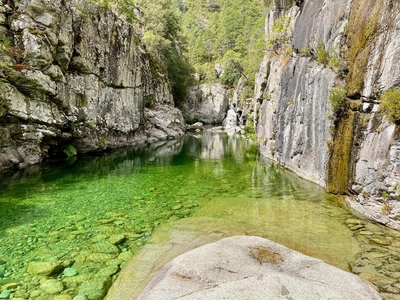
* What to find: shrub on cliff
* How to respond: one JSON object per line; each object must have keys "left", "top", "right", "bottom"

{"left": 380, "top": 87, "right": 400, "bottom": 123}
{"left": 329, "top": 86, "right": 346, "bottom": 114}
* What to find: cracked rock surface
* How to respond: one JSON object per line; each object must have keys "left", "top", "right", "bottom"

{"left": 135, "top": 236, "right": 381, "bottom": 300}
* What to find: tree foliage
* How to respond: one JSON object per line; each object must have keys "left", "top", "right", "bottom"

{"left": 178, "top": 0, "right": 266, "bottom": 87}
{"left": 86, "top": 0, "right": 266, "bottom": 104}
{"left": 85, "top": 0, "right": 194, "bottom": 107}
{"left": 136, "top": 0, "right": 194, "bottom": 107}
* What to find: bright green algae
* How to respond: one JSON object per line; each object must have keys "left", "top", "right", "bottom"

{"left": 0, "top": 132, "right": 399, "bottom": 299}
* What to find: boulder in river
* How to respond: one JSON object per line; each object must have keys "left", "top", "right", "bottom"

{"left": 137, "top": 236, "right": 381, "bottom": 300}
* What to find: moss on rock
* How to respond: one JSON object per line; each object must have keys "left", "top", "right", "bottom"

{"left": 345, "top": 0, "right": 384, "bottom": 97}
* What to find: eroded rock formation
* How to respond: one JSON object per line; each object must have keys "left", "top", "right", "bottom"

{"left": 254, "top": 0, "right": 400, "bottom": 229}
{"left": 0, "top": 0, "right": 185, "bottom": 171}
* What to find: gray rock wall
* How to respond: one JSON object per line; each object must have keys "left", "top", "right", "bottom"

{"left": 183, "top": 83, "right": 229, "bottom": 124}
{"left": 254, "top": 0, "right": 400, "bottom": 229}
{"left": 0, "top": 0, "right": 182, "bottom": 171}
{"left": 255, "top": 1, "right": 347, "bottom": 187}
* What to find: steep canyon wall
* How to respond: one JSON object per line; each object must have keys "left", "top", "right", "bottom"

{"left": 0, "top": 0, "right": 185, "bottom": 171}
{"left": 255, "top": 0, "right": 400, "bottom": 229}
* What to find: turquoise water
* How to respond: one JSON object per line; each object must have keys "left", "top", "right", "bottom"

{"left": 0, "top": 132, "right": 399, "bottom": 299}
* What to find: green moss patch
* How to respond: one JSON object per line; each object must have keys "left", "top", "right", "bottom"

{"left": 345, "top": 0, "right": 384, "bottom": 97}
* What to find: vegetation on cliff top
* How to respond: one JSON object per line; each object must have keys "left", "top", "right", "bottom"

{"left": 380, "top": 87, "right": 400, "bottom": 123}
{"left": 135, "top": 0, "right": 194, "bottom": 107}
{"left": 177, "top": 0, "right": 266, "bottom": 88}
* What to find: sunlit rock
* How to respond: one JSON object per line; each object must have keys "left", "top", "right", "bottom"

{"left": 137, "top": 236, "right": 381, "bottom": 300}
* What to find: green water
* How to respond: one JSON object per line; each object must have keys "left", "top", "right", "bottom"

{"left": 0, "top": 132, "right": 399, "bottom": 299}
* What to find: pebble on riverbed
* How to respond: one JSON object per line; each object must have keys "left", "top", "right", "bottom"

{"left": 345, "top": 218, "right": 400, "bottom": 297}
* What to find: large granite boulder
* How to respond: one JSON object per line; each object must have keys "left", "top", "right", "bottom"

{"left": 137, "top": 236, "right": 381, "bottom": 300}
{"left": 183, "top": 83, "right": 229, "bottom": 124}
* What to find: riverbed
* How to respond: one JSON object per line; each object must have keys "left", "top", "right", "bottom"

{"left": 0, "top": 131, "right": 399, "bottom": 299}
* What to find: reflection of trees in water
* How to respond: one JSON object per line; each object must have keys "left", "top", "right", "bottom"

{"left": 0, "top": 131, "right": 256, "bottom": 199}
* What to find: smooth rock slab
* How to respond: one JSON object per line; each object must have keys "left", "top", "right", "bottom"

{"left": 138, "top": 236, "right": 381, "bottom": 300}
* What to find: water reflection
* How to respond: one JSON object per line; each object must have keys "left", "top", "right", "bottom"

{"left": 0, "top": 132, "right": 398, "bottom": 300}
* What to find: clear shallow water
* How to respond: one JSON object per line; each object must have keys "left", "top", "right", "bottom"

{"left": 0, "top": 131, "right": 399, "bottom": 299}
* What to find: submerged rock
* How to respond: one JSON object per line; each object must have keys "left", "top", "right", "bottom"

{"left": 137, "top": 236, "right": 381, "bottom": 300}
{"left": 39, "top": 279, "right": 64, "bottom": 294}
{"left": 27, "top": 261, "right": 63, "bottom": 276}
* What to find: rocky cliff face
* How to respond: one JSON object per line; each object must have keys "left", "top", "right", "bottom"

{"left": 183, "top": 83, "right": 229, "bottom": 124}
{"left": 0, "top": 0, "right": 185, "bottom": 171}
{"left": 254, "top": 0, "right": 400, "bottom": 229}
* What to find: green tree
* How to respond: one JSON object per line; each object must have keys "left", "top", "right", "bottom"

{"left": 220, "top": 50, "right": 243, "bottom": 86}
{"left": 137, "top": 0, "right": 194, "bottom": 106}
{"left": 175, "top": 0, "right": 266, "bottom": 87}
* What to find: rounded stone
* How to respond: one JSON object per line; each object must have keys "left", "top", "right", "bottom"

{"left": 63, "top": 267, "right": 78, "bottom": 277}
{"left": 40, "top": 279, "right": 64, "bottom": 294}
{"left": 27, "top": 261, "right": 63, "bottom": 276}
{"left": 0, "top": 290, "right": 11, "bottom": 299}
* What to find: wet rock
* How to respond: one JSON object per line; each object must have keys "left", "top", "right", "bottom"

{"left": 73, "top": 296, "right": 87, "bottom": 300}
{"left": 40, "top": 279, "right": 64, "bottom": 294}
{"left": 365, "top": 223, "right": 386, "bottom": 235}
{"left": 359, "top": 231, "right": 374, "bottom": 236}
{"left": 384, "top": 264, "right": 400, "bottom": 273}
{"left": 171, "top": 204, "right": 182, "bottom": 210}
{"left": 350, "top": 225, "right": 365, "bottom": 230}
{"left": 95, "top": 265, "right": 119, "bottom": 278}
{"left": 29, "top": 290, "right": 42, "bottom": 298}
{"left": 370, "top": 238, "right": 392, "bottom": 246}
{"left": 12, "top": 289, "right": 29, "bottom": 298}
{"left": 63, "top": 274, "right": 92, "bottom": 286}
{"left": 0, "top": 283, "right": 20, "bottom": 291}
{"left": 78, "top": 278, "right": 111, "bottom": 300}
{"left": 92, "top": 242, "right": 120, "bottom": 254}
{"left": 346, "top": 218, "right": 366, "bottom": 225}
{"left": 108, "top": 234, "right": 126, "bottom": 245}
{"left": 136, "top": 236, "right": 381, "bottom": 300}
{"left": 63, "top": 267, "right": 78, "bottom": 277}
{"left": 53, "top": 295, "right": 73, "bottom": 300}
{"left": 0, "top": 290, "right": 11, "bottom": 299}
{"left": 87, "top": 253, "right": 116, "bottom": 263}
{"left": 27, "top": 261, "right": 63, "bottom": 276}
{"left": 116, "top": 251, "right": 133, "bottom": 262}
